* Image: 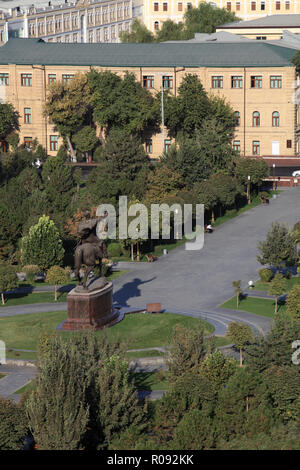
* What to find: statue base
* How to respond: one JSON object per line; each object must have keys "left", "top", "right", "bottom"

{"left": 61, "top": 278, "right": 122, "bottom": 331}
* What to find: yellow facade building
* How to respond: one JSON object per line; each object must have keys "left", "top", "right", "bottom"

{"left": 0, "top": 38, "right": 299, "bottom": 163}
{"left": 0, "top": 0, "right": 133, "bottom": 45}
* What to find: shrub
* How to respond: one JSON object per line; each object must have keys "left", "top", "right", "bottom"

{"left": 22, "top": 264, "right": 40, "bottom": 283}
{"left": 0, "top": 397, "right": 28, "bottom": 450}
{"left": 170, "top": 410, "right": 215, "bottom": 450}
{"left": 108, "top": 242, "right": 123, "bottom": 258}
{"left": 259, "top": 268, "right": 274, "bottom": 282}
{"left": 286, "top": 285, "right": 300, "bottom": 319}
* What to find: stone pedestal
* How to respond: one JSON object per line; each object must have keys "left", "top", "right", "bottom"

{"left": 62, "top": 277, "right": 122, "bottom": 331}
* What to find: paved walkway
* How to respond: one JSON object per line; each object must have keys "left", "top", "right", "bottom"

{"left": 1, "top": 188, "right": 300, "bottom": 400}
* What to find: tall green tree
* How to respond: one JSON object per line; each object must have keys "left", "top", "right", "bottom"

{"left": 226, "top": 321, "right": 253, "bottom": 366}
{"left": 234, "top": 157, "right": 269, "bottom": 194}
{"left": 87, "top": 70, "right": 160, "bottom": 138}
{"left": 232, "top": 280, "right": 242, "bottom": 308}
{"left": 44, "top": 73, "right": 91, "bottom": 160}
{"left": 184, "top": 3, "right": 239, "bottom": 35}
{"left": 72, "top": 126, "right": 98, "bottom": 162}
{"left": 0, "top": 103, "right": 19, "bottom": 145}
{"left": 164, "top": 74, "right": 211, "bottom": 138}
{"left": 268, "top": 274, "right": 288, "bottom": 314}
{"left": 0, "top": 263, "right": 18, "bottom": 304}
{"left": 257, "top": 222, "right": 297, "bottom": 272}
{"left": 286, "top": 285, "right": 300, "bottom": 319}
{"left": 155, "top": 19, "right": 187, "bottom": 42}
{"left": 88, "top": 129, "right": 149, "bottom": 204}
{"left": 21, "top": 215, "right": 64, "bottom": 271}
{"left": 119, "top": 18, "right": 155, "bottom": 43}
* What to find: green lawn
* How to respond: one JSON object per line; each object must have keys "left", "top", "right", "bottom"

{"left": 220, "top": 296, "right": 286, "bottom": 318}
{"left": 251, "top": 276, "right": 300, "bottom": 293}
{"left": 132, "top": 371, "right": 169, "bottom": 391}
{"left": 0, "top": 373, "right": 5, "bottom": 380}
{"left": 2, "top": 271, "right": 128, "bottom": 307}
{"left": 0, "top": 311, "right": 215, "bottom": 360}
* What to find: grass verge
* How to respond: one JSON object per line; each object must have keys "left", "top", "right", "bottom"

{"left": 220, "top": 296, "right": 286, "bottom": 318}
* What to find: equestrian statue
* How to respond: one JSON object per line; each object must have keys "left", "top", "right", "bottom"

{"left": 74, "top": 209, "right": 109, "bottom": 290}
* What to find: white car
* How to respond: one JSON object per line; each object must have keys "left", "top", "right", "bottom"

{"left": 292, "top": 170, "right": 300, "bottom": 177}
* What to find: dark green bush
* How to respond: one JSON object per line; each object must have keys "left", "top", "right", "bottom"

{"left": 108, "top": 242, "right": 123, "bottom": 258}
{"left": 258, "top": 268, "right": 274, "bottom": 282}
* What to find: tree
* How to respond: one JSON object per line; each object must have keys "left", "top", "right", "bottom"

{"left": 72, "top": 126, "right": 98, "bottom": 162}
{"left": 0, "top": 397, "right": 28, "bottom": 450}
{"left": 292, "top": 51, "right": 300, "bottom": 75}
{"left": 257, "top": 222, "right": 297, "bottom": 272}
{"left": 209, "top": 172, "right": 242, "bottom": 216}
{"left": 97, "top": 354, "right": 147, "bottom": 447}
{"left": 226, "top": 321, "right": 253, "bottom": 366}
{"left": 286, "top": 285, "right": 300, "bottom": 319}
{"left": 41, "top": 156, "right": 75, "bottom": 223}
{"left": 232, "top": 280, "right": 242, "bottom": 308}
{"left": 184, "top": 3, "right": 239, "bottom": 35}
{"left": 0, "top": 103, "right": 19, "bottom": 145}
{"left": 87, "top": 70, "right": 160, "bottom": 138}
{"left": 119, "top": 18, "right": 155, "bottom": 43}
{"left": 234, "top": 157, "right": 269, "bottom": 200}
{"left": 87, "top": 129, "right": 149, "bottom": 204}
{"left": 46, "top": 265, "right": 70, "bottom": 301}
{"left": 44, "top": 73, "right": 91, "bottom": 160}
{"left": 155, "top": 19, "right": 187, "bottom": 42}
{"left": 0, "top": 263, "right": 18, "bottom": 304}
{"left": 193, "top": 180, "right": 218, "bottom": 223}
{"left": 268, "top": 274, "right": 288, "bottom": 314}
{"left": 170, "top": 409, "right": 214, "bottom": 450}
{"left": 167, "top": 325, "right": 208, "bottom": 382}
{"left": 21, "top": 215, "right": 64, "bottom": 271}
{"left": 164, "top": 74, "right": 211, "bottom": 138}
{"left": 144, "top": 165, "right": 184, "bottom": 203}
{"left": 199, "top": 350, "right": 236, "bottom": 391}
{"left": 245, "top": 314, "right": 300, "bottom": 373}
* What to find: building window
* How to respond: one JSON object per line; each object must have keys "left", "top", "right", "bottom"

{"left": 251, "top": 1, "right": 256, "bottom": 9}
{"left": 231, "top": 76, "right": 243, "bottom": 88}
{"left": 252, "top": 141, "right": 260, "bottom": 155}
{"left": 187, "top": 2, "right": 192, "bottom": 9}
{"left": 276, "top": 1, "right": 280, "bottom": 9}
{"left": 234, "top": 111, "right": 240, "bottom": 126}
{"left": 145, "top": 139, "right": 153, "bottom": 154}
{"left": 21, "top": 74, "right": 32, "bottom": 86}
{"left": 270, "top": 75, "right": 282, "bottom": 88}
{"left": 226, "top": 2, "right": 231, "bottom": 10}
{"left": 0, "top": 141, "right": 8, "bottom": 153}
{"left": 236, "top": 2, "right": 241, "bottom": 10}
{"left": 0, "top": 73, "right": 9, "bottom": 86}
{"left": 253, "top": 111, "right": 260, "bottom": 127}
{"left": 287, "top": 139, "right": 292, "bottom": 148}
{"left": 154, "top": 2, "right": 159, "bottom": 10}
{"left": 178, "top": 2, "right": 183, "bottom": 10}
{"left": 233, "top": 140, "right": 240, "bottom": 153}
{"left": 48, "top": 74, "right": 56, "bottom": 84}
{"left": 285, "top": 1, "right": 290, "bottom": 9}
{"left": 272, "top": 111, "right": 279, "bottom": 127}
{"left": 24, "top": 108, "right": 31, "bottom": 124}
{"left": 251, "top": 76, "right": 262, "bottom": 88}
{"left": 256, "top": 36, "right": 267, "bottom": 40}
{"left": 154, "top": 21, "right": 159, "bottom": 31}
{"left": 163, "top": 75, "right": 173, "bottom": 89}
{"left": 62, "top": 74, "right": 74, "bottom": 84}
{"left": 164, "top": 139, "right": 172, "bottom": 152}
{"left": 212, "top": 76, "right": 223, "bottom": 89}
{"left": 143, "top": 75, "right": 154, "bottom": 89}
{"left": 260, "top": 1, "right": 265, "bottom": 9}
{"left": 50, "top": 135, "right": 59, "bottom": 152}
{"left": 24, "top": 136, "right": 33, "bottom": 148}
{"left": 163, "top": 2, "right": 168, "bottom": 11}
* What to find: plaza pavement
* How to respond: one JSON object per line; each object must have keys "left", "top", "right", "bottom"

{"left": 1, "top": 187, "right": 300, "bottom": 336}
{"left": 1, "top": 187, "right": 300, "bottom": 399}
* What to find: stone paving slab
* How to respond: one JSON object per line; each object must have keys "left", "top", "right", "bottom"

{"left": 0, "top": 363, "right": 38, "bottom": 399}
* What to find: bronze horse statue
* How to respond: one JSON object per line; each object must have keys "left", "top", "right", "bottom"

{"left": 74, "top": 240, "right": 107, "bottom": 289}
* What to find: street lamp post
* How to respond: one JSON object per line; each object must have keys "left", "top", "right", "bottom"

{"left": 160, "top": 74, "right": 165, "bottom": 154}
{"left": 247, "top": 175, "right": 251, "bottom": 204}
{"left": 273, "top": 163, "right": 276, "bottom": 191}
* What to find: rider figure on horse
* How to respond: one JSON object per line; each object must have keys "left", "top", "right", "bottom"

{"left": 74, "top": 209, "right": 108, "bottom": 289}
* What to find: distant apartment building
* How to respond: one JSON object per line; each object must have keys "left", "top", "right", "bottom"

{"left": 138, "top": 0, "right": 199, "bottom": 33}
{"left": 0, "top": 0, "right": 133, "bottom": 45}
{"left": 216, "top": 0, "right": 300, "bottom": 21}
{"left": 217, "top": 14, "right": 300, "bottom": 40}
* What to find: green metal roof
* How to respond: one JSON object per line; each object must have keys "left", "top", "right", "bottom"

{"left": 0, "top": 38, "right": 296, "bottom": 68}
